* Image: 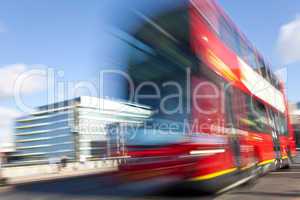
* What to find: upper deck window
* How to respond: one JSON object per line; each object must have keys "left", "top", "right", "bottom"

{"left": 219, "top": 16, "right": 243, "bottom": 60}
{"left": 194, "top": 1, "right": 281, "bottom": 90}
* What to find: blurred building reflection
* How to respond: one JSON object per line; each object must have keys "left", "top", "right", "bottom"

{"left": 289, "top": 102, "right": 300, "bottom": 149}
{"left": 10, "top": 96, "right": 152, "bottom": 165}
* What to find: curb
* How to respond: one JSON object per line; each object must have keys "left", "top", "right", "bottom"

{"left": 5, "top": 167, "right": 118, "bottom": 186}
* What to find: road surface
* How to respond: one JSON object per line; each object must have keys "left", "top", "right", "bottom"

{"left": 0, "top": 163, "right": 300, "bottom": 200}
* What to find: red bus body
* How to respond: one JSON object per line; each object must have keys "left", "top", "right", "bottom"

{"left": 118, "top": 0, "right": 296, "bottom": 192}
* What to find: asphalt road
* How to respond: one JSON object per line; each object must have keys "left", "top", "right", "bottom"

{"left": 218, "top": 164, "right": 300, "bottom": 200}
{"left": 1, "top": 163, "right": 300, "bottom": 200}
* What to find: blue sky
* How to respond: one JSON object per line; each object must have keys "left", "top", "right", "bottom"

{"left": 0, "top": 0, "right": 300, "bottom": 144}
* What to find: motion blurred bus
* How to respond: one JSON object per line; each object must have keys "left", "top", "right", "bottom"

{"left": 116, "top": 0, "right": 297, "bottom": 192}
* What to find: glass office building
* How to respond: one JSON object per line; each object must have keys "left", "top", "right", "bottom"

{"left": 11, "top": 96, "right": 152, "bottom": 165}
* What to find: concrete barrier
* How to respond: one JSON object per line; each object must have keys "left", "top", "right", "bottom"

{"left": 1, "top": 160, "right": 118, "bottom": 179}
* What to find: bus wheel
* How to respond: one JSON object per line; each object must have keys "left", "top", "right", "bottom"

{"left": 241, "top": 161, "right": 260, "bottom": 187}
{"left": 282, "top": 152, "right": 293, "bottom": 169}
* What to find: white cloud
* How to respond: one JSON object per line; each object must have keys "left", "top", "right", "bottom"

{"left": 0, "top": 63, "right": 48, "bottom": 149}
{"left": 0, "top": 64, "right": 47, "bottom": 150}
{"left": 0, "top": 64, "right": 47, "bottom": 98}
{"left": 277, "top": 16, "right": 300, "bottom": 64}
{"left": 0, "top": 107, "right": 21, "bottom": 148}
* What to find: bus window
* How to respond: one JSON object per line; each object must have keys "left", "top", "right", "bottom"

{"left": 125, "top": 6, "right": 197, "bottom": 124}
{"left": 229, "top": 87, "right": 271, "bottom": 134}
{"left": 191, "top": 76, "right": 225, "bottom": 134}
{"left": 219, "top": 16, "right": 243, "bottom": 59}
{"left": 279, "top": 113, "right": 288, "bottom": 136}
{"left": 230, "top": 87, "right": 248, "bottom": 130}
{"left": 247, "top": 97, "right": 271, "bottom": 134}
{"left": 255, "top": 56, "right": 266, "bottom": 76}
{"left": 241, "top": 44, "right": 259, "bottom": 70}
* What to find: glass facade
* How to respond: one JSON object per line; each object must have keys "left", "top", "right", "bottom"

{"left": 10, "top": 96, "right": 152, "bottom": 165}
{"left": 12, "top": 111, "right": 75, "bottom": 164}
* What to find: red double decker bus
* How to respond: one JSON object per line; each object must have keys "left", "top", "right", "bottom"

{"left": 117, "top": 0, "right": 297, "bottom": 192}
